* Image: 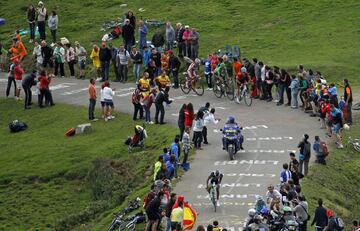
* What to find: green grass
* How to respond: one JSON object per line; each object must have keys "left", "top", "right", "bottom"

{"left": 302, "top": 114, "right": 360, "bottom": 229}
{"left": 0, "top": 98, "right": 177, "bottom": 230}
{"left": 1, "top": 0, "right": 360, "bottom": 88}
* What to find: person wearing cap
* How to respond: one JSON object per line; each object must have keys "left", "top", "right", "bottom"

{"left": 99, "top": 42, "right": 112, "bottom": 82}
{"left": 130, "top": 46, "right": 142, "bottom": 82}
{"left": 122, "top": 18, "right": 135, "bottom": 52}
{"left": 75, "top": 41, "right": 87, "bottom": 79}
{"left": 168, "top": 50, "right": 181, "bottom": 88}
{"left": 36, "top": 1, "right": 47, "bottom": 40}
{"left": 182, "top": 25, "right": 191, "bottom": 58}
{"left": 138, "top": 20, "right": 148, "bottom": 51}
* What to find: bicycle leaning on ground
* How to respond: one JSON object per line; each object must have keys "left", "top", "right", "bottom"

{"left": 107, "top": 198, "right": 143, "bottom": 231}
{"left": 348, "top": 137, "right": 360, "bottom": 152}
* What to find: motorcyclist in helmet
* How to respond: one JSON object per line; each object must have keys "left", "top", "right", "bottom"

{"left": 247, "top": 215, "right": 270, "bottom": 231}
{"left": 206, "top": 170, "right": 223, "bottom": 204}
{"left": 222, "top": 115, "right": 244, "bottom": 151}
{"left": 243, "top": 208, "right": 256, "bottom": 230}
{"left": 281, "top": 206, "right": 299, "bottom": 229}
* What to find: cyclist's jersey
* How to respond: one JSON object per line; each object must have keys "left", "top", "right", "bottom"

{"left": 223, "top": 123, "right": 241, "bottom": 137}
{"left": 186, "top": 62, "right": 198, "bottom": 79}
{"left": 209, "top": 171, "right": 223, "bottom": 185}
{"left": 214, "top": 62, "right": 226, "bottom": 77}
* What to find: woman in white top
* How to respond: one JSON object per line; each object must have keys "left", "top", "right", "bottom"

{"left": 193, "top": 111, "right": 204, "bottom": 149}
{"left": 102, "top": 82, "right": 115, "bottom": 121}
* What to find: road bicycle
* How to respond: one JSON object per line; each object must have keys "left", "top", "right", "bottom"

{"left": 209, "top": 183, "right": 218, "bottom": 212}
{"left": 107, "top": 198, "right": 142, "bottom": 231}
{"left": 236, "top": 83, "right": 252, "bottom": 106}
{"left": 348, "top": 137, "right": 360, "bottom": 152}
{"left": 212, "top": 75, "right": 235, "bottom": 101}
{"left": 179, "top": 73, "right": 205, "bottom": 96}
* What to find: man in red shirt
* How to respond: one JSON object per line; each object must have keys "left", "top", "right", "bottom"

{"left": 88, "top": 78, "right": 97, "bottom": 121}
{"left": 13, "top": 59, "right": 25, "bottom": 100}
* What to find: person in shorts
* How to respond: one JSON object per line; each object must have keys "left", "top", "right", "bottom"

{"left": 102, "top": 81, "right": 115, "bottom": 121}
{"left": 100, "top": 82, "right": 106, "bottom": 119}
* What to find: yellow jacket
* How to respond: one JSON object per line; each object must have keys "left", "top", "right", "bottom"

{"left": 90, "top": 48, "right": 101, "bottom": 68}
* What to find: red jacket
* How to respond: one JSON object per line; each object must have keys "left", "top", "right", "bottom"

{"left": 184, "top": 109, "right": 195, "bottom": 127}
{"left": 13, "top": 65, "right": 24, "bottom": 80}
{"left": 38, "top": 75, "right": 50, "bottom": 90}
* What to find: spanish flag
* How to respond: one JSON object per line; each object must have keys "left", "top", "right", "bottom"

{"left": 172, "top": 196, "right": 197, "bottom": 230}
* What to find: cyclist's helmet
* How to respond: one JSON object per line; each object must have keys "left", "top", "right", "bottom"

{"left": 260, "top": 207, "right": 270, "bottom": 216}
{"left": 210, "top": 172, "right": 215, "bottom": 177}
{"left": 248, "top": 208, "right": 256, "bottom": 217}
{"left": 195, "top": 58, "right": 201, "bottom": 65}
{"left": 228, "top": 115, "right": 236, "bottom": 124}
{"left": 215, "top": 170, "right": 220, "bottom": 176}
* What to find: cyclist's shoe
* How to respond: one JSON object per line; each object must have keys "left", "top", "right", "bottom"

{"left": 236, "top": 96, "right": 240, "bottom": 104}
{"left": 222, "top": 146, "right": 225, "bottom": 150}
{"left": 217, "top": 201, "right": 220, "bottom": 206}
{"left": 240, "top": 145, "right": 244, "bottom": 150}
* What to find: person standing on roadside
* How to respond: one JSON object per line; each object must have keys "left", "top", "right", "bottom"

{"left": 203, "top": 108, "right": 219, "bottom": 145}
{"left": 36, "top": 1, "right": 47, "bottom": 41}
{"left": 154, "top": 86, "right": 172, "bottom": 124}
{"left": 27, "top": 4, "right": 36, "bottom": 43}
{"left": 168, "top": 50, "right": 180, "bottom": 88}
{"left": 165, "top": 193, "right": 177, "bottom": 231}
{"left": 297, "top": 134, "right": 311, "bottom": 176}
{"left": 41, "top": 40, "right": 53, "bottom": 73}
{"left": 343, "top": 78, "right": 353, "bottom": 125}
{"left": 75, "top": 41, "right": 87, "bottom": 80}
{"left": 32, "top": 41, "right": 43, "bottom": 74}
{"left": 122, "top": 19, "right": 135, "bottom": 52}
{"left": 138, "top": 20, "right": 148, "bottom": 51}
{"left": 47, "top": 10, "right": 58, "bottom": 45}
{"left": 190, "top": 28, "right": 200, "bottom": 60}
{"left": 290, "top": 74, "right": 300, "bottom": 109}
{"left": 65, "top": 43, "right": 75, "bottom": 78}
{"left": 311, "top": 199, "right": 328, "bottom": 231}
{"left": 99, "top": 42, "right": 112, "bottom": 82}
{"left": 53, "top": 42, "right": 65, "bottom": 78}
{"left": 166, "top": 22, "right": 175, "bottom": 50}
{"left": 22, "top": 70, "right": 37, "bottom": 109}
{"left": 175, "top": 23, "right": 185, "bottom": 57}
{"left": 109, "top": 44, "right": 119, "bottom": 80}
{"left": 132, "top": 84, "right": 144, "bottom": 120}
{"left": 116, "top": 45, "right": 130, "bottom": 83}
{"left": 38, "top": 71, "right": 54, "bottom": 107}
{"left": 90, "top": 44, "right": 101, "bottom": 80}
{"left": 178, "top": 104, "right": 186, "bottom": 140}
{"left": 88, "top": 79, "right": 97, "bottom": 121}
{"left": 152, "top": 29, "right": 165, "bottom": 53}
{"left": 130, "top": 46, "right": 143, "bottom": 82}
{"left": 6, "top": 62, "right": 16, "bottom": 98}
{"left": 103, "top": 81, "right": 115, "bottom": 121}
{"left": 13, "top": 59, "right": 25, "bottom": 101}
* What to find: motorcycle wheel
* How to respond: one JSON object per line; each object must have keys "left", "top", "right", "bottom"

{"left": 228, "top": 146, "right": 234, "bottom": 160}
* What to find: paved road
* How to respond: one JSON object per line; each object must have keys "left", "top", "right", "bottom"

{"left": 0, "top": 74, "right": 320, "bottom": 230}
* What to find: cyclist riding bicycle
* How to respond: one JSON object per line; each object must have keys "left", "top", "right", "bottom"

{"left": 222, "top": 115, "right": 244, "bottom": 151}
{"left": 213, "top": 56, "right": 229, "bottom": 85}
{"left": 235, "top": 67, "right": 250, "bottom": 103}
{"left": 186, "top": 58, "right": 201, "bottom": 86}
{"left": 206, "top": 170, "right": 223, "bottom": 205}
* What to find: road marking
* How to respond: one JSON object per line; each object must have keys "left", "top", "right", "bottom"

{"left": 173, "top": 96, "right": 186, "bottom": 100}
{"left": 196, "top": 194, "right": 259, "bottom": 199}
{"left": 246, "top": 136, "right": 293, "bottom": 141}
{"left": 214, "top": 160, "right": 279, "bottom": 166}
{"left": 224, "top": 173, "right": 276, "bottom": 177}
{"left": 61, "top": 88, "right": 88, "bottom": 95}
{"left": 215, "top": 106, "right": 226, "bottom": 110}
{"left": 115, "top": 92, "right": 132, "bottom": 97}
{"left": 49, "top": 83, "right": 76, "bottom": 91}
{"left": 197, "top": 183, "right": 261, "bottom": 189}
{"left": 171, "top": 113, "right": 179, "bottom": 117}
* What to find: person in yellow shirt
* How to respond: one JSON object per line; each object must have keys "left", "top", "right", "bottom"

{"left": 139, "top": 72, "right": 151, "bottom": 97}
{"left": 155, "top": 70, "right": 171, "bottom": 90}
{"left": 171, "top": 201, "right": 183, "bottom": 231}
{"left": 90, "top": 44, "right": 101, "bottom": 79}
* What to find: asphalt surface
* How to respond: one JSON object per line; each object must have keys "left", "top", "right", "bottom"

{"left": 0, "top": 74, "right": 321, "bottom": 230}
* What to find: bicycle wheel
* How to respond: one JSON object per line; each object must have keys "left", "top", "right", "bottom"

{"left": 212, "top": 77, "right": 223, "bottom": 98}
{"left": 225, "top": 79, "right": 235, "bottom": 101}
{"left": 244, "top": 89, "right": 252, "bottom": 106}
{"left": 180, "top": 76, "right": 191, "bottom": 94}
{"left": 193, "top": 77, "right": 205, "bottom": 96}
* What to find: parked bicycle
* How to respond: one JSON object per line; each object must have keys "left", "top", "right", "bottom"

{"left": 179, "top": 73, "right": 204, "bottom": 96}
{"left": 212, "top": 76, "right": 235, "bottom": 101}
{"left": 107, "top": 198, "right": 142, "bottom": 231}
{"left": 348, "top": 137, "right": 360, "bottom": 152}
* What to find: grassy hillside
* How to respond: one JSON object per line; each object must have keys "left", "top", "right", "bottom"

{"left": 302, "top": 114, "right": 360, "bottom": 229}
{"left": 0, "top": 99, "right": 177, "bottom": 230}
{"left": 1, "top": 0, "right": 359, "bottom": 87}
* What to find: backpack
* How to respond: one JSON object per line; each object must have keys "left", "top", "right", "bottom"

{"left": 319, "top": 141, "right": 329, "bottom": 156}
{"left": 9, "top": 120, "right": 28, "bottom": 133}
{"left": 335, "top": 217, "right": 345, "bottom": 230}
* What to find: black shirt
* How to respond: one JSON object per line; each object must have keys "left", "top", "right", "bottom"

{"left": 41, "top": 45, "right": 53, "bottom": 60}
{"left": 99, "top": 47, "right": 112, "bottom": 62}
{"left": 311, "top": 206, "right": 328, "bottom": 228}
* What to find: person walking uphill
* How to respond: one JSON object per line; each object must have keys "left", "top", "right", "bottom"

{"left": 297, "top": 134, "right": 311, "bottom": 176}
{"left": 154, "top": 86, "right": 172, "bottom": 124}
{"left": 88, "top": 79, "right": 97, "bottom": 121}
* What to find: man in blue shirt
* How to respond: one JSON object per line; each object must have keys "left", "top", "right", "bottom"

{"left": 138, "top": 20, "right": 148, "bottom": 52}
{"left": 280, "top": 163, "right": 292, "bottom": 184}
{"left": 222, "top": 116, "right": 243, "bottom": 151}
{"left": 170, "top": 137, "right": 180, "bottom": 161}
{"left": 160, "top": 147, "right": 170, "bottom": 163}
{"left": 203, "top": 55, "right": 212, "bottom": 90}
{"left": 166, "top": 155, "right": 176, "bottom": 180}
